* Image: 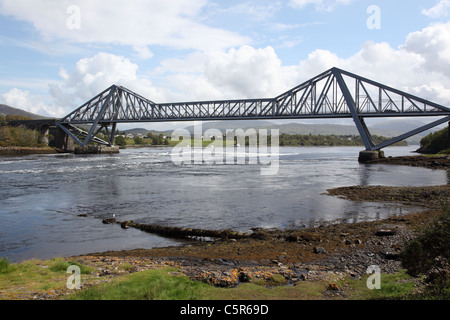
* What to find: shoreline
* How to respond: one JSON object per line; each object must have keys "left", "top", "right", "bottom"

{"left": 0, "top": 146, "right": 61, "bottom": 156}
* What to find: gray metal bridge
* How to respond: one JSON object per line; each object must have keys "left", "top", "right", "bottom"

{"left": 57, "top": 67, "right": 450, "bottom": 151}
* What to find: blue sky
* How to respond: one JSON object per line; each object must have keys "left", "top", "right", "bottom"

{"left": 0, "top": 0, "right": 449, "bottom": 130}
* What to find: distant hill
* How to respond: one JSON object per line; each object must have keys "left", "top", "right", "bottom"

{"left": 0, "top": 104, "right": 47, "bottom": 119}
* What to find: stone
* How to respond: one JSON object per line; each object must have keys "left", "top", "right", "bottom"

{"left": 121, "top": 221, "right": 133, "bottom": 229}
{"left": 313, "top": 246, "right": 329, "bottom": 254}
{"left": 285, "top": 235, "right": 299, "bottom": 242}
{"left": 102, "top": 218, "right": 116, "bottom": 224}
{"left": 375, "top": 229, "right": 397, "bottom": 237}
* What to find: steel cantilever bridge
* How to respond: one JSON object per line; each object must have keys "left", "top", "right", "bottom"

{"left": 57, "top": 67, "right": 450, "bottom": 151}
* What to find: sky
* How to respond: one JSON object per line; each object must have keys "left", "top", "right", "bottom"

{"left": 0, "top": 0, "right": 450, "bottom": 131}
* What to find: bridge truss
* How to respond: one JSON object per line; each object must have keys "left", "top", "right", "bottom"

{"left": 57, "top": 67, "right": 450, "bottom": 151}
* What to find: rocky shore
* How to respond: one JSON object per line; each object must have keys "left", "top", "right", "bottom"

{"left": 75, "top": 207, "right": 437, "bottom": 290}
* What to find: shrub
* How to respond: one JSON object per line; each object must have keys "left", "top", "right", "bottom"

{"left": 0, "top": 126, "right": 44, "bottom": 147}
{"left": 401, "top": 203, "right": 450, "bottom": 276}
{"left": 134, "top": 136, "right": 145, "bottom": 145}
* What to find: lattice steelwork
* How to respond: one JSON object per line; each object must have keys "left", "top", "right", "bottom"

{"left": 57, "top": 67, "right": 450, "bottom": 150}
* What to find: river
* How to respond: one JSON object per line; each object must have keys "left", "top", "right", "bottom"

{"left": 0, "top": 145, "right": 447, "bottom": 262}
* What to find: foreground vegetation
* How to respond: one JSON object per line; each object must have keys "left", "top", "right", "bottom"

{"left": 417, "top": 126, "right": 450, "bottom": 154}
{"left": 0, "top": 126, "right": 48, "bottom": 148}
{"left": 0, "top": 257, "right": 421, "bottom": 300}
{"left": 400, "top": 203, "right": 450, "bottom": 299}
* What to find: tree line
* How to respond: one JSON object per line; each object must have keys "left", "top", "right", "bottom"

{"left": 114, "top": 132, "right": 170, "bottom": 146}
{"left": 278, "top": 133, "right": 407, "bottom": 147}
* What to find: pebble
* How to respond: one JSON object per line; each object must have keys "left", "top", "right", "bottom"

{"left": 313, "top": 246, "right": 329, "bottom": 254}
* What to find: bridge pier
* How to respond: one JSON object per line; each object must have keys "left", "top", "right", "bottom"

{"left": 358, "top": 150, "right": 385, "bottom": 163}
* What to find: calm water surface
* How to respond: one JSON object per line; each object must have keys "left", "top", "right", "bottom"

{"left": 0, "top": 146, "right": 448, "bottom": 262}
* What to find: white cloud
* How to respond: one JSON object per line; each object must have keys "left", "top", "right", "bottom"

{"left": 291, "top": 23, "right": 450, "bottom": 104}
{"left": 422, "top": 0, "right": 450, "bottom": 18}
{"left": 132, "top": 46, "right": 154, "bottom": 60}
{"left": 48, "top": 52, "right": 172, "bottom": 116}
{"left": 0, "top": 0, "right": 250, "bottom": 52}
{"left": 217, "top": 1, "right": 282, "bottom": 21}
{"left": 203, "top": 45, "right": 291, "bottom": 99}
{"left": 403, "top": 21, "right": 450, "bottom": 76}
{"left": 289, "top": 0, "right": 353, "bottom": 11}
{"left": 2, "top": 88, "right": 64, "bottom": 118}
{"left": 57, "top": 52, "right": 139, "bottom": 99}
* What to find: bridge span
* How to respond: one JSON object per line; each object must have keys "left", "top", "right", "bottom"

{"left": 55, "top": 67, "right": 450, "bottom": 156}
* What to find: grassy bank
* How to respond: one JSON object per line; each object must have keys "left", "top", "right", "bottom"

{"left": 0, "top": 257, "right": 421, "bottom": 300}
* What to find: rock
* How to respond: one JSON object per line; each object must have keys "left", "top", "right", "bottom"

{"left": 382, "top": 251, "right": 400, "bottom": 261}
{"left": 239, "top": 271, "right": 251, "bottom": 283}
{"left": 375, "top": 229, "right": 397, "bottom": 237}
{"left": 285, "top": 235, "right": 299, "bottom": 242}
{"left": 102, "top": 218, "right": 116, "bottom": 224}
{"left": 77, "top": 214, "right": 88, "bottom": 217}
{"left": 121, "top": 221, "right": 133, "bottom": 229}
{"left": 313, "top": 246, "right": 329, "bottom": 254}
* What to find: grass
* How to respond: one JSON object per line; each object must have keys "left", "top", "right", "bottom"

{"left": 0, "top": 257, "right": 95, "bottom": 299}
{"left": 68, "top": 267, "right": 331, "bottom": 300}
{"left": 1, "top": 256, "right": 424, "bottom": 301}
{"left": 0, "top": 258, "right": 17, "bottom": 274}
{"left": 49, "top": 258, "right": 94, "bottom": 274}
{"left": 337, "top": 270, "right": 419, "bottom": 300}
{"left": 68, "top": 266, "right": 421, "bottom": 301}
{"left": 69, "top": 267, "right": 212, "bottom": 300}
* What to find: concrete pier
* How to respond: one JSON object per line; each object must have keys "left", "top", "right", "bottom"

{"left": 74, "top": 145, "right": 120, "bottom": 154}
{"left": 358, "top": 150, "right": 385, "bottom": 163}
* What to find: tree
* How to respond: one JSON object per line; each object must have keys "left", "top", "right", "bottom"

{"left": 134, "top": 136, "right": 145, "bottom": 145}
{"left": 114, "top": 135, "right": 127, "bottom": 146}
